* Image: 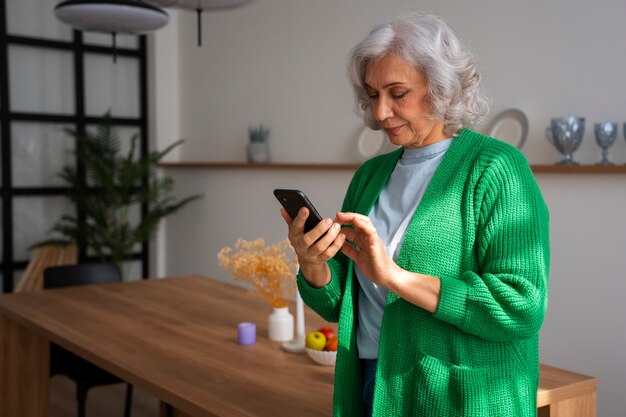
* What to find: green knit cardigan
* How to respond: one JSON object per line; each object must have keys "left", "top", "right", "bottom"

{"left": 297, "top": 129, "right": 550, "bottom": 416}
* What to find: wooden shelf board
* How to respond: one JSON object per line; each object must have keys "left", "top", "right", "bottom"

{"left": 531, "top": 164, "right": 626, "bottom": 174}
{"left": 158, "top": 162, "right": 360, "bottom": 170}
{"left": 159, "top": 162, "right": 626, "bottom": 174}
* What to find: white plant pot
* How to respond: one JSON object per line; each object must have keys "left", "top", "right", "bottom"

{"left": 247, "top": 141, "right": 270, "bottom": 163}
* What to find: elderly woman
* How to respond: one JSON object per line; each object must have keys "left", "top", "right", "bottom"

{"left": 280, "top": 12, "right": 549, "bottom": 417}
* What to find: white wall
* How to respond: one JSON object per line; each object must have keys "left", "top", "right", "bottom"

{"left": 536, "top": 175, "right": 626, "bottom": 417}
{"left": 157, "top": 0, "right": 626, "bottom": 165}
{"left": 150, "top": 1, "right": 626, "bottom": 415}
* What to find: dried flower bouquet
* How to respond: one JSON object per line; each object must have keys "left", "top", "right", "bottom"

{"left": 218, "top": 238, "right": 298, "bottom": 308}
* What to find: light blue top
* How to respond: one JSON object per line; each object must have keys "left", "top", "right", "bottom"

{"left": 356, "top": 138, "right": 453, "bottom": 359}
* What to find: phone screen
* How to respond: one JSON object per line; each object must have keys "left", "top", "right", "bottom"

{"left": 273, "top": 189, "right": 323, "bottom": 233}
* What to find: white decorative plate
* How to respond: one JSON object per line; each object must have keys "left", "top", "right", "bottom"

{"left": 355, "top": 127, "right": 387, "bottom": 162}
{"left": 484, "top": 109, "right": 529, "bottom": 149}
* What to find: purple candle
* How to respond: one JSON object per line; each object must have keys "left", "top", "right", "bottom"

{"left": 237, "top": 322, "right": 256, "bottom": 345}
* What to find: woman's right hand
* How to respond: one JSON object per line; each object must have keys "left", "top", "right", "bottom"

{"left": 280, "top": 207, "right": 345, "bottom": 288}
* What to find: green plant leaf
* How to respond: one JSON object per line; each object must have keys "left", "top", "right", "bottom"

{"left": 33, "top": 112, "right": 202, "bottom": 277}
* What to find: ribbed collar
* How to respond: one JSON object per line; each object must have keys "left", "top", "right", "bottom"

{"left": 399, "top": 138, "right": 453, "bottom": 165}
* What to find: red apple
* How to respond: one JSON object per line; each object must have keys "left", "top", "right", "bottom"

{"left": 305, "top": 331, "right": 326, "bottom": 351}
{"left": 317, "top": 326, "right": 336, "bottom": 341}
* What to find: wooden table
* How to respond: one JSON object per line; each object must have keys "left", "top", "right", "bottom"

{"left": 0, "top": 275, "right": 333, "bottom": 417}
{"left": 538, "top": 364, "right": 597, "bottom": 417}
{"left": 0, "top": 275, "right": 596, "bottom": 417}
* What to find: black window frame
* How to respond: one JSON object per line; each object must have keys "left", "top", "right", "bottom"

{"left": 0, "top": 0, "right": 150, "bottom": 292}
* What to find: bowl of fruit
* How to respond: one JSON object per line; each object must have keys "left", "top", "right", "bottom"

{"left": 305, "top": 326, "right": 338, "bottom": 366}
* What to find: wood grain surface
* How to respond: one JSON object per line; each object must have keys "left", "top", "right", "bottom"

{"left": 0, "top": 315, "right": 49, "bottom": 416}
{"left": 0, "top": 275, "right": 334, "bottom": 417}
{"left": 537, "top": 364, "right": 597, "bottom": 417}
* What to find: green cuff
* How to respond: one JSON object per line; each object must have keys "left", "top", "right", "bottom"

{"left": 297, "top": 268, "right": 341, "bottom": 306}
{"left": 296, "top": 260, "right": 345, "bottom": 323}
{"left": 433, "top": 274, "right": 470, "bottom": 329}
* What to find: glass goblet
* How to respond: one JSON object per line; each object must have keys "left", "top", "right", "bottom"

{"left": 546, "top": 116, "right": 585, "bottom": 165}
{"left": 594, "top": 122, "right": 617, "bottom": 165}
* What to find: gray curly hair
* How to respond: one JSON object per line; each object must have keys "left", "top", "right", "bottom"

{"left": 347, "top": 12, "right": 489, "bottom": 136}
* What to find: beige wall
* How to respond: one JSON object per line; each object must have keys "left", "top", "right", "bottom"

{"left": 150, "top": 1, "right": 626, "bottom": 415}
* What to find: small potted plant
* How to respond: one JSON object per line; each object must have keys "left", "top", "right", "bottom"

{"left": 247, "top": 123, "right": 270, "bottom": 163}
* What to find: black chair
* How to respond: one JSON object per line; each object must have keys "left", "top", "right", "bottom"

{"left": 44, "top": 262, "right": 133, "bottom": 417}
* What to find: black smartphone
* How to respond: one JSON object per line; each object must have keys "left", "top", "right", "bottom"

{"left": 273, "top": 189, "right": 324, "bottom": 233}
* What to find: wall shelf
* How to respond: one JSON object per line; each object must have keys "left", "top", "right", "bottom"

{"left": 530, "top": 165, "right": 626, "bottom": 174}
{"left": 158, "top": 162, "right": 360, "bottom": 171}
{"left": 159, "top": 162, "right": 626, "bottom": 174}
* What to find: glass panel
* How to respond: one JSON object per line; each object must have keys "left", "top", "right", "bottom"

{"left": 12, "top": 122, "right": 75, "bottom": 187}
{"left": 13, "top": 196, "right": 74, "bottom": 261}
{"left": 86, "top": 124, "right": 142, "bottom": 161}
{"left": 128, "top": 203, "right": 142, "bottom": 253}
{"left": 79, "top": 124, "right": 143, "bottom": 260}
{"left": 83, "top": 32, "right": 139, "bottom": 49}
{"left": 82, "top": 205, "right": 143, "bottom": 254}
{"left": 9, "top": 45, "right": 74, "bottom": 114}
{"left": 121, "top": 260, "right": 143, "bottom": 282}
{"left": 84, "top": 53, "right": 140, "bottom": 118}
{"left": 6, "top": 0, "right": 73, "bottom": 41}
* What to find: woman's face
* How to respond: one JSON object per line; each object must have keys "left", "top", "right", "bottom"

{"left": 364, "top": 54, "right": 446, "bottom": 148}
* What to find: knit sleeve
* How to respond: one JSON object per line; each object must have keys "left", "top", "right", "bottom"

{"left": 296, "top": 162, "right": 367, "bottom": 323}
{"left": 433, "top": 148, "right": 550, "bottom": 341}
{"left": 296, "top": 255, "right": 347, "bottom": 323}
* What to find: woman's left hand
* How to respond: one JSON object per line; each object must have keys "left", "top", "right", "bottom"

{"left": 337, "top": 211, "right": 442, "bottom": 313}
{"left": 336, "top": 212, "right": 400, "bottom": 288}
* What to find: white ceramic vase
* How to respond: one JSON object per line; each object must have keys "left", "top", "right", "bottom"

{"left": 268, "top": 306, "right": 294, "bottom": 342}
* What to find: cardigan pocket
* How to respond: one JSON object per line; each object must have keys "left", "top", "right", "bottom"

{"left": 412, "top": 351, "right": 489, "bottom": 416}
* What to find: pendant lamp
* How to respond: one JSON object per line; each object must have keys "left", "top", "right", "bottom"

{"left": 149, "top": 0, "right": 252, "bottom": 47}
{"left": 55, "top": 0, "right": 169, "bottom": 61}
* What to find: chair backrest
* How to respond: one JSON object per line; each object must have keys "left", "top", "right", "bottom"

{"left": 14, "top": 243, "right": 78, "bottom": 292}
{"left": 43, "top": 262, "right": 122, "bottom": 289}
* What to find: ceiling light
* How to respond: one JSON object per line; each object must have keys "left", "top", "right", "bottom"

{"left": 55, "top": 0, "right": 169, "bottom": 60}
